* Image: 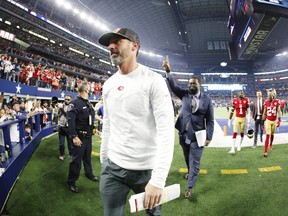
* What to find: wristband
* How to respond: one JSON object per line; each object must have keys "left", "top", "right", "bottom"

{"left": 71, "top": 134, "right": 78, "bottom": 139}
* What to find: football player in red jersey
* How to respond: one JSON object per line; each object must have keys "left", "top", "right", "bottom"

{"left": 262, "top": 91, "right": 281, "bottom": 157}
{"left": 227, "top": 90, "right": 250, "bottom": 154}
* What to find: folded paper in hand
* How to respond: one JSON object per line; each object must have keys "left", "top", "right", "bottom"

{"left": 129, "top": 184, "right": 180, "bottom": 213}
{"left": 195, "top": 129, "right": 206, "bottom": 147}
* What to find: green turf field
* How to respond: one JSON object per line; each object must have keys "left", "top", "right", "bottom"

{"left": 4, "top": 107, "right": 288, "bottom": 216}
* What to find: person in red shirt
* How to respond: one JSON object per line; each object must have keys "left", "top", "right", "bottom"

{"left": 262, "top": 91, "right": 281, "bottom": 157}
{"left": 19, "top": 64, "right": 27, "bottom": 84}
{"left": 228, "top": 90, "right": 250, "bottom": 154}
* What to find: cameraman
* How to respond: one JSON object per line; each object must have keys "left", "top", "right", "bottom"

{"left": 58, "top": 95, "right": 73, "bottom": 160}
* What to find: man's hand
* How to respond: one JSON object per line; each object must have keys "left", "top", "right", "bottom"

{"left": 247, "top": 122, "right": 251, "bottom": 128}
{"left": 162, "top": 58, "right": 171, "bottom": 73}
{"left": 143, "top": 183, "right": 163, "bottom": 209}
{"left": 277, "top": 118, "right": 281, "bottom": 127}
{"left": 73, "top": 137, "right": 82, "bottom": 146}
{"left": 228, "top": 119, "right": 231, "bottom": 128}
{"left": 204, "top": 140, "right": 211, "bottom": 146}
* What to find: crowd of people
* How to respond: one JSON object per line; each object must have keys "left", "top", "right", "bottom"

{"left": 0, "top": 94, "right": 54, "bottom": 161}
{"left": 0, "top": 51, "right": 103, "bottom": 95}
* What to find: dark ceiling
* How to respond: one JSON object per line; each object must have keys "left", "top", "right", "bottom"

{"left": 78, "top": 0, "right": 232, "bottom": 61}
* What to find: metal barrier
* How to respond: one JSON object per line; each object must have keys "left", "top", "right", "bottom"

{"left": 0, "top": 112, "right": 55, "bottom": 213}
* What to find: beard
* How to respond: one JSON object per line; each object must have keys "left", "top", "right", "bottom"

{"left": 110, "top": 43, "right": 131, "bottom": 66}
{"left": 110, "top": 55, "right": 125, "bottom": 66}
{"left": 189, "top": 86, "right": 199, "bottom": 95}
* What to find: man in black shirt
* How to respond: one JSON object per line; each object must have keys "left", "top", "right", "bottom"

{"left": 67, "top": 82, "right": 97, "bottom": 193}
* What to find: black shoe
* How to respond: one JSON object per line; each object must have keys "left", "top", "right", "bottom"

{"left": 184, "top": 188, "right": 192, "bottom": 199}
{"left": 67, "top": 183, "right": 79, "bottom": 193}
{"left": 184, "top": 173, "right": 189, "bottom": 179}
{"left": 85, "top": 175, "right": 98, "bottom": 181}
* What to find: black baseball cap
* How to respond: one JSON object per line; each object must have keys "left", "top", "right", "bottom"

{"left": 98, "top": 28, "right": 140, "bottom": 47}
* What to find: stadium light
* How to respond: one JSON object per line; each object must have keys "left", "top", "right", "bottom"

{"left": 220, "top": 62, "right": 227, "bottom": 67}
{"left": 69, "top": 47, "right": 84, "bottom": 55}
{"left": 94, "top": 20, "right": 101, "bottom": 27}
{"left": 87, "top": 16, "right": 93, "bottom": 23}
{"left": 30, "top": 11, "right": 37, "bottom": 16}
{"left": 28, "top": 30, "right": 48, "bottom": 41}
{"left": 56, "top": 0, "right": 65, "bottom": 6}
{"left": 4, "top": 21, "right": 11, "bottom": 25}
{"left": 99, "top": 59, "right": 111, "bottom": 65}
{"left": 276, "top": 51, "right": 288, "bottom": 57}
{"left": 98, "top": 23, "right": 109, "bottom": 31}
{"left": 73, "top": 8, "right": 79, "bottom": 14}
{"left": 63, "top": 2, "right": 72, "bottom": 10}
{"left": 80, "top": 11, "right": 87, "bottom": 19}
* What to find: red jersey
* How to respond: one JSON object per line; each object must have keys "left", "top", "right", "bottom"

{"left": 264, "top": 99, "right": 280, "bottom": 121}
{"left": 232, "top": 97, "right": 249, "bottom": 118}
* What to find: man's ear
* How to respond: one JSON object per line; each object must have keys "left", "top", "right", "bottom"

{"left": 132, "top": 41, "right": 139, "bottom": 52}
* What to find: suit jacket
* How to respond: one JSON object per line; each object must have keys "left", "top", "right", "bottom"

{"left": 250, "top": 98, "right": 265, "bottom": 120}
{"left": 166, "top": 74, "right": 214, "bottom": 142}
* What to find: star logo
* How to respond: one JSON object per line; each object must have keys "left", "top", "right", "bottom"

{"left": 61, "top": 92, "right": 65, "bottom": 98}
{"left": 16, "top": 84, "right": 21, "bottom": 93}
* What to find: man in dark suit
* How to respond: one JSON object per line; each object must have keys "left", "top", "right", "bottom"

{"left": 163, "top": 60, "right": 214, "bottom": 199}
{"left": 250, "top": 90, "right": 265, "bottom": 148}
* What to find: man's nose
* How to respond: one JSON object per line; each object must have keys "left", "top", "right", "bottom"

{"left": 108, "top": 43, "right": 116, "bottom": 50}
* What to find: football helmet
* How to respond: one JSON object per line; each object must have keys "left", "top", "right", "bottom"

{"left": 247, "top": 128, "right": 254, "bottom": 139}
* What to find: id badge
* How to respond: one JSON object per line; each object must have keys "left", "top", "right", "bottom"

{"left": 89, "top": 115, "right": 92, "bottom": 125}
{"left": 185, "top": 137, "right": 191, "bottom": 145}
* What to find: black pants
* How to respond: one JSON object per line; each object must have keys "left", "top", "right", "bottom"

{"left": 58, "top": 127, "right": 72, "bottom": 157}
{"left": 67, "top": 136, "right": 93, "bottom": 184}
{"left": 254, "top": 117, "right": 264, "bottom": 146}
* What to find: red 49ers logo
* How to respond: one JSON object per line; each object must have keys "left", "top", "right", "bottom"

{"left": 117, "top": 86, "right": 124, "bottom": 91}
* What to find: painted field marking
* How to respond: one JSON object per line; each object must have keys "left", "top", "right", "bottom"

{"left": 179, "top": 168, "right": 207, "bottom": 174}
{"left": 259, "top": 166, "right": 282, "bottom": 172}
{"left": 91, "top": 151, "right": 100, "bottom": 156}
{"left": 221, "top": 169, "right": 248, "bottom": 174}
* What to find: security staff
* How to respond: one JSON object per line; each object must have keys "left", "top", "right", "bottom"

{"left": 67, "top": 82, "right": 97, "bottom": 193}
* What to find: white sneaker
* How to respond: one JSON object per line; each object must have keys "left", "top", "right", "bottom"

{"left": 229, "top": 149, "right": 235, "bottom": 155}
{"left": 59, "top": 156, "right": 65, "bottom": 161}
{"left": 237, "top": 146, "right": 241, "bottom": 151}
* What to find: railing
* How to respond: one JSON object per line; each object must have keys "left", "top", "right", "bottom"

{"left": 0, "top": 112, "right": 55, "bottom": 213}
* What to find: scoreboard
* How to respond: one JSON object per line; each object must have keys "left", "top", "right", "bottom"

{"left": 255, "top": 0, "right": 288, "bottom": 8}
{"left": 228, "top": 0, "right": 288, "bottom": 60}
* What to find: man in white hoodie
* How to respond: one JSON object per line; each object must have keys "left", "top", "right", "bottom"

{"left": 98, "top": 28, "right": 175, "bottom": 216}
